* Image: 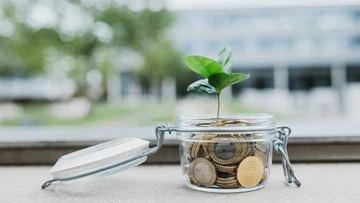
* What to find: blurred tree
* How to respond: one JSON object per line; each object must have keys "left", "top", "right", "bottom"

{"left": 0, "top": 0, "right": 175, "bottom": 99}
{"left": 0, "top": 2, "right": 63, "bottom": 76}
{"left": 134, "top": 37, "right": 194, "bottom": 101}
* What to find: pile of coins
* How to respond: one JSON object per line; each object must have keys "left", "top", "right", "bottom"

{"left": 185, "top": 132, "right": 269, "bottom": 189}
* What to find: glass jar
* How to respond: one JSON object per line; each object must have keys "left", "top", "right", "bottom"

{"left": 42, "top": 113, "right": 301, "bottom": 191}
{"left": 176, "top": 114, "right": 278, "bottom": 193}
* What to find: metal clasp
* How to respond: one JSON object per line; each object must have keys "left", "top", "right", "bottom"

{"left": 274, "top": 126, "right": 302, "bottom": 187}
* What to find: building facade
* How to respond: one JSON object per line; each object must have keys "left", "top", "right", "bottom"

{"left": 169, "top": 4, "right": 360, "bottom": 116}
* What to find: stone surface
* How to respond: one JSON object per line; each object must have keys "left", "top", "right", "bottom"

{"left": 1, "top": 164, "right": 360, "bottom": 203}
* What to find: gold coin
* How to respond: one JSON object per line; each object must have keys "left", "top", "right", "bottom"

{"left": 252, "top": 148, "right": 268, "bottom": 180}
{"left": 191, "top": 134, "right": 204, "bottom": 141}
{"left": 233, "top": 134, "right": 254, "bottom": 157}
{"left": 203, "top": 134, "right": 217, "bottom": 141}
{"left": 253, "top": 142, "right": 268, "bottom": 168}
{"left": 222, "top": 119, "right": 250, "bottom": 126}
{"left": 215, "top": 181, "right": 240, "bottom": 189}
{"left": 190, "top": 142, "right": 200, "bottom": 159}
{"left": 202, "top": 134, "right": 216, "bottom": 155}
{"left": 184, "top": 142, "right": 194, "bottom": 161}
{"left": 255, "top": 142, "right": 267, "bottom": 154}
{"left": 263, "top": 167, "right": 269, "bottom": 179}
{"left": 207, "top": 134, "right": 249, "bottom": 165}
{"left": 189, "top": 135, "right": 204, "bottom": 159}
{"left": 237, "top": 156, "right": 265, "bottom": 188}
{"left": 196, "top": 146, "right": 210, "bottom": 159}
{"left": 245, "top": 135, "right": 255, "bottom": 157}
{"left": 216, "top": 176, "right": 236, "bottom": 182}
{"left": 215, "top": 183, "right": 240, "bottom": 189}
{"left": 214, "top": 162, "right": 237, "bottom": 173}
{"left": 189, "top": 158, "right": 217, "bottom": 187}
{"left": 217, "top": 171, "right": 237, "bottom": 178}
{"left": 195, "top": 122, "right": 213, "bottom": 127}
{"left": 215, "top": 173, "right": 239, "bottom": 189}
{"left": 253, "top": 150, "right": 266, "bottom": 161}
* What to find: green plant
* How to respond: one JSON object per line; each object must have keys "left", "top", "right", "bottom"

{"left": 185, "top": 47, "right": 250, "bottom": 118}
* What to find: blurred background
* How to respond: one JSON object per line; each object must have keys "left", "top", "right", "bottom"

{"left": 0, "top": 0, "right": 359, "bottom": 127}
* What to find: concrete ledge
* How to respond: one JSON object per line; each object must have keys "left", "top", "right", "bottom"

{"left": 1, "top": 121, "right": 360, "bottom": 165}
{"left": 1, "top": 164, "right": 360, "bottom": 202}
{"left": 2, "top": 142, "right": 360, "bottom": 165}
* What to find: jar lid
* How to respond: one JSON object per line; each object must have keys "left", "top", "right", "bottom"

{"left": 42, "top": 125, "right": 166, "bottom": 189}
{"left": 43, "top": 137, "right": 151, "bottom": 187}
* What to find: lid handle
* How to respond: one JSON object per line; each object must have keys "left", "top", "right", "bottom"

{"left": 274, "top": 126, "right": 302, "bottom": 187}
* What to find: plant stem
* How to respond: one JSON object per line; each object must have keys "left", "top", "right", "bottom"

{"left": 217, "top": 93, "right": 221, "bottom": 118}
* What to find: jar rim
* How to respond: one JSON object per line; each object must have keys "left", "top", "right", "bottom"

{"left": 174, "top": 114, "right": 276, "bottom": 141}
{"left": 176, "top": 113, "right": 276, "bottom": 127}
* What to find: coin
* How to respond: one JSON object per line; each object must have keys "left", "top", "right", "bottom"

{"left": 196, "top": 146, "right": 210, "bottom": 159}
{"left": 214, "top": 162, "right": 237, "bottom": 173}
{"left": 253, "top": 143, "right": 268, "bottom": 179}
{"left": 207, "top": 134, "right": 249, "bottom": 165}
{"left": 222, "top": 119, "right": 250, "bottom": 126}
{"left": 215, "top": 173, "right": 240, "bottom": 189}
{"left": 184, "top": 142, "right": 193, "bottom": 161}
{"left": 263, "top": 168, "right": 269, "bottom": 179}
{"left": 216, "top": 176, "right": 236, "bottom": 182}
{"left": 191, "top": 142, "right": 202, "bottom": 159}
{"left": 189, "top": 158, "right": 217, "bottom": 187}
{"left": 202, "top": 134, "right": 216, "bottom": 155}
{"left": 253, "top": 150, "right": 266, "bottom": 162}
{"left": 189, "top": 134, "right": 204, "bottom": 159}
{"left": 195, "top": 122, "right": 212, "bottom": 127}
{"left": 252, "top": 154, "right": 267, "bottom": 179}
{"left": 203, "top": 134, "right": 217, "bottom": 141}
{"left": 255, "top": 142, "right": 267, "bottom": 154}
{"left": 253, "top": 142, "right": 268, "bottom": 165}
{"left": 237, "top": 156, "right": 265, "bottom": 188}
{"left": 245, "top": 135, "right": 255, "bottom": 156}
{"left": 215, "top": 181, "right": 240, "bottom": 189}
{"left": 196, "top": 119, "right": 250, "bottom": 127}
{"left": 217, "top": 171, "right": 237, "bottom": 178}
{"left": 233, "top": 134, "right": 254, "bottom": 157}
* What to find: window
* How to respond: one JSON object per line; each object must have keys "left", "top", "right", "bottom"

{"left": 347, "top": 65, "right": 360, "bottom": 82}
{"left": 349, "top": 35, "right": 360, "bottom": 48}
{"left": 232, "top": 67, "right": 274, "bottom": 95}
{"left": 289, "top": 67, "right": 331, "bottom": 91}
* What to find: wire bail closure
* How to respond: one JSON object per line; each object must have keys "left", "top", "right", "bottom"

{"left": 274, "top": 126, "right": 301, "bottom": 187}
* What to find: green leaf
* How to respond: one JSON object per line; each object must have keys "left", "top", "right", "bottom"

{"left": 184, "top": 55, "right": 224, "bottom": 78}
{"left": 216, "top": 46, "right": 233, "bottom": 73}
{"left": 208, "top": 73, "right": 250, "bottom": 93}
{"left": 187, "top": 79, "right": 217, "bottom": 94}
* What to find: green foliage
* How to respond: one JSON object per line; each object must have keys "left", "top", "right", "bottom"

{"left": 185, "top": 47, "right": 250, "bottom": 117}
{"left": 187, "top": 79, "right": 216, "bottom": 94}
{"left": 185, "top": 47, "right": 249, "bottom": 95}
{"left": 208, "top": 73, "right": 250, "bottom": 94}
{"left": 185, "top": 47, "right": 237, "bottom": 94}
{"left": 184, "top": 56, "right": 223, "bottom": 78}
{"left": 216, "top": 46, "right": 233, "bottom": 73}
